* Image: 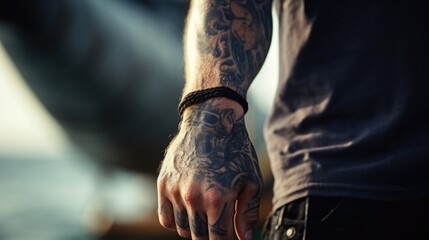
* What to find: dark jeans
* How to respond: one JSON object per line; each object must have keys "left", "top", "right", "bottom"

{"left": 263, "top": 197, "right": 429, "bottom": 240}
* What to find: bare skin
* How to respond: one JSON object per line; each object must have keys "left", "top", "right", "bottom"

{"left": 157, "top": 0, "right": 273, "bottom": 239}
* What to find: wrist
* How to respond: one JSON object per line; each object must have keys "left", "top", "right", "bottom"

{"left": 181, "top": 97, "right": 244, "bottom": 122}
{"left": 178, "top": 87, "right": 248, "bottom": 118}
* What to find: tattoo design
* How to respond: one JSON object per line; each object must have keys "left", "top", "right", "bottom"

{"left": 175, "top": 209, "right": 190, "bottom": 230}
{"left": 182, "top": 103, "right": 262, "bottom": 193}
{"left": 175, "top": 102, "right": 263, "bottom": 235}
{"left": 195, "top": 0, "right": 272, "bottom": 95}
{"left": 163, "top": 0, "right": 272, "bottom": 237}
{"left": 192, "top": 212, "right": 208, "bottom": 236}
{"left": 209, "top": 203, "right": 228, "bottom": 236}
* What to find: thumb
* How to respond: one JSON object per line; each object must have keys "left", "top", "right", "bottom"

{"left": 234, "top": 183, "right": 261, "bottom": 240}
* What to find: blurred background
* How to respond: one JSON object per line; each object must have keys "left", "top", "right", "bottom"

{"left": 0, "top": 0, "right": 278, "bottom": 239}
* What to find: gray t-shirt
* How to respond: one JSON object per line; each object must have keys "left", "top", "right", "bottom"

{"left": 265, "top": 0, "right": 429, "bottom": 210}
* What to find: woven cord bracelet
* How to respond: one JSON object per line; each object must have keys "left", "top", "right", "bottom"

{"left": 178, "top": 86, "right": 248, "bottom": 117}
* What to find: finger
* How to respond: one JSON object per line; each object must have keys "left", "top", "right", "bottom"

{"left": 174, "top": 207, "right": 192, "bottom": 238}
{"left": 189, "top": 210, "right": 209, "bottom": 239}
{"left": 206, "top": 198, "right": 235, "bottom": 240}
{"left": 234, "top": 183, "right": 261, "bottom": 240}
{"left": 158, "top": 195, "right": 176, "bottom": 230}
{"left": 181, "top": 186, "right": 208, "bottom": 239}
{"left": 157, "top": 175, "right": 176, "bottom": 230}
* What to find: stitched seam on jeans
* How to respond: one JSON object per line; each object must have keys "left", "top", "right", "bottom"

{"left": 320, "top": 199, "right": 345, "bottom": 222}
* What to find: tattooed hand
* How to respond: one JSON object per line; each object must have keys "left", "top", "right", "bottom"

{"left": 158, "top": 0, "right": 271, "bottom": 238}
{"left": 158, "top": 99, "right": 263, "bottom": 240}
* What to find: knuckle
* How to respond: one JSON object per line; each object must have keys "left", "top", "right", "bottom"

{"left": 248, "top": 182, "right": 261, "bottom": 195}
{"left": 205, "top": 190, "right": 225, "bottom": 208}
{"left": 245, "top": 181, "right": 263, "bottom": 199}
{"left": 157, "top": 176, "right": 166, "bottom": 189}
{"left": 183, "top": 187, "right": 199, "bottom": 206}
{"left": 170, "top": 186, "right": 182, "bottom": 202}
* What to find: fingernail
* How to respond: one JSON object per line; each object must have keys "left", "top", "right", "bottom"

{"left": 245, "top": 230, "right": 252, "bottom": 240}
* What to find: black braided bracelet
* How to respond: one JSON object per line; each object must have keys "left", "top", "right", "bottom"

{"left": 178, "top": 86, "right": 248, "bottom": 117}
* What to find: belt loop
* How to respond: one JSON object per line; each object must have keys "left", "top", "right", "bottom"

{"left": 303, "top": 197, "right": 310, "bottom": 240}
{"left": 274, "top": 205, "right": 286, "bottom": 230}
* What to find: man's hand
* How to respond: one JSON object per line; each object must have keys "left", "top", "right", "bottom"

{"left": 158, "top": 0, "right": 272, "bottom": 236}
{"left": 157, "top": 99, "right": 263, "bottom": 240}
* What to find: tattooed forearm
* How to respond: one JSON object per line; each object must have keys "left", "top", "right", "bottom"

{"left": 185, "top": 0, "right": 273, "bottom": 95}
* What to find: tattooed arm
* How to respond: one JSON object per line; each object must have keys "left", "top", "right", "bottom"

{"left": 157, "top": 0, "right": 273, "bottom": 239}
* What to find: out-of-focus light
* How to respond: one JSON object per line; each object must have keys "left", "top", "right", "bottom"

{"left": 0, "top": 42, "right": 69, "bottom": 158}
